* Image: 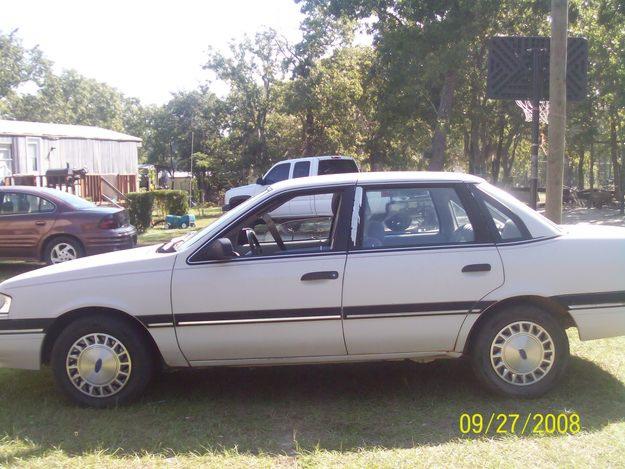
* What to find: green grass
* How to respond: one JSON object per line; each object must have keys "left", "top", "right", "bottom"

{"left": 137, "top": 206, "right": 222, "bottom": 246}
{"left": 0, "top": 333, "right": 623, "bottom": 467}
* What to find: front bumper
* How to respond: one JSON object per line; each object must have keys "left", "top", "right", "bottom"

{"left": 0, "top": 332, "right": 43, "bottom": 370}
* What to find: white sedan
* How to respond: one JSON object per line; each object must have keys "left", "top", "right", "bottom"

{"left": 0, "top": 172, "right": 624, "bottom": 407}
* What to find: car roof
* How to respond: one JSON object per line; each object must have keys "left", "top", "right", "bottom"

{"left": 269, "top": 171, "right": 485, "bottom": 191}
{"left": 274, "top": 155, "right": 355, "bottom": 164}
{"left": 0, "top": 185, "right": 67, "bottom": 196}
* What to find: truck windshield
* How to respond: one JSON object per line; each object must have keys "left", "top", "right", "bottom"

{"left": 318, "top": 159, "right": 358, "bottom": 175}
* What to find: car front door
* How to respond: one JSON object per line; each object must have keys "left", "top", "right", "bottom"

{"left": 170, "top": 185, "right": 354, "bottom": 364}
{"left": 0, "top": 191, "right": 57, "bottom": 258}
{"left": 341, "top": 183, "right": 504, "bottom": 355}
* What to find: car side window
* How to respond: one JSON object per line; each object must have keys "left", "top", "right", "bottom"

{"left": 483, "top": 200, "right": 524, "bottom": 241}
{"left": 0, "top": 193, "right": 54, "bottom": 215}
{"left": 264, "top": 163, "right": 291, "bottom": 185}
{"left": 39, "top": 197, "right": 56, "bottom": 212}
{"left": 292, "top": 161, "right": 310, "bottom": 178}
{"left": 357, "top": 186, "right": 476, "bottom": 249}
{"left": 222, "top": 189, "right": 344, "bottom": 258}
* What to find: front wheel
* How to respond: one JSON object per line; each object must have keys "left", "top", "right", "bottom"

{"left": 470, "top": 304, "right": 570, "bottom": 398}
{"left": 51, "top": 316, "right": 155, "bottom": 407}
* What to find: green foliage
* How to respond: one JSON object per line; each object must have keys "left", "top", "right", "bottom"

{"left": 125, "top": 192, "right": 155, "bottom": 233}
{"left": 152, "top": 190, "right": 189, "bottom": 217}
{"left": 3, "top": 4, "right": 625, "bottom": 192}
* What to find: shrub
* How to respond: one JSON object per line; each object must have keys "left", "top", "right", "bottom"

{"left": 152, "top": 190, "right": 189, "bottom": 217}
{"left": 126, "top": 191, "right": 155, "bottom": 233}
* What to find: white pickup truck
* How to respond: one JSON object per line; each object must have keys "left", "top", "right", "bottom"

{"left": 223, "top": 156, "right": 359, "bottom": 219}
{"left": 223, "top": 155, "right": 433, "bottom": 231}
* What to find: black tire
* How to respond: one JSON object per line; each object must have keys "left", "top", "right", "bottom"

{"left": 50, "top": 316, "right": 155, "bottom": 407}
{"left": 470, "top": 304, "right": 569, "bottom": 398}
{"left": 43, "top": 236, "right": 84, "bottom": 265}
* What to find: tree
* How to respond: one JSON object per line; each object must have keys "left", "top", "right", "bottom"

{"left": 0, "top": 29, "right": 48, "bottom": 116}
{"left": 204, "top": 29, "right": 284, "bottom": 179}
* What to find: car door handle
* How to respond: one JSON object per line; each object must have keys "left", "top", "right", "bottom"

{"left": 35, "top": 221, "right": 46, "bottom": 226}
{"left": 301, "top": 271, "right": 339, "bottom": 281}
{"left": 462, "top": 263, "right": 491, "bottom": 273}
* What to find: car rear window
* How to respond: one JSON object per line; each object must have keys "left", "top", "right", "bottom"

{"left": 50, "top": 190, "right": 96, "bottom": 209}
{"left": 318, "top": 159, "right": 358, "bottom": 175}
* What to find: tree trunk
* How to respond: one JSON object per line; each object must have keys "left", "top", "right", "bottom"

{"left": 589, "top": 141, "right": 595, "bottom": 190}
{"left": 577, "top": 146, "right": 585, "bottom": 189}
{"left": 301, "top": 108, "right": 315, "bottom": 156}
{"left": 428, "top": 70, "right": 456, "bottom": 171}
{"left": 468, "top": 115, "right": 479, "bottom": 174}
{"left": 610, "top": 115, "right": 622, "bottom": 201}
{"left": 491, "top": 116, "right": 506, "bottom": 183}
{"left": 367, "top": 131, "right": 383, "bottom": 171}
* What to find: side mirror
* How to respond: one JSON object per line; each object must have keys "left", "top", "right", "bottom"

{"left": 256, "top": 177, "right": 264, "bottom": 185}
{"left": 204, "top": 238, "right": 236, "bottom": 260}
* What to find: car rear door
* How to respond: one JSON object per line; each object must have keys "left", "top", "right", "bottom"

{"left": 0, "top": 191, "right": 57, "bottom": 258}
{"left": 341, "top": 183, "right": 504, "bottom": 355}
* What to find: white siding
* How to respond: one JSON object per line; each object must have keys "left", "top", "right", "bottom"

{"left": 9, "top": 137, "right": 138, "bottom": 176}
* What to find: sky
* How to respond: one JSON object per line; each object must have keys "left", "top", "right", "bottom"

{"left": 1, "top": 0, "right": 306, "bottom": 104}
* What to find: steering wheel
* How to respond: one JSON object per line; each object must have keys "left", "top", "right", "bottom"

{"left": 243, "top": 228, "right": 263, "bottom": 255}
{"left": 261, "top": 214, "right": 286, "bottom": 251}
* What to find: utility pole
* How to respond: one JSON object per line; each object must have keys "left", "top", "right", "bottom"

{"left": 189, "top": 131, "right": 194, "bottom": 207}
{"left": 546, "top": 0, "right": 568, "bottom": 222}
{"left": 529, "top": 48, "right": 544, "bottom": 210}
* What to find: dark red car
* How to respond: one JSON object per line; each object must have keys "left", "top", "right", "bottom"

{"left": 0, "top": 186, "right": 137, "bottom": 264}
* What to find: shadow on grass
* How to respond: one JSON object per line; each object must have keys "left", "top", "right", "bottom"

{"left": 0, "top": 354, "right": 623, "bottom": 462}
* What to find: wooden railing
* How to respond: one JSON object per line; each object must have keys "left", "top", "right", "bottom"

{"left": 3, "top": 174, "right": 136, "bottom": 204}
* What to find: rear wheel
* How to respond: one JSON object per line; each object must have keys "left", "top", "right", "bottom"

{"left": 51, "top": 316, "right": 155, "bottom": 407}
{"left": 470, "top": 304, "right": 569, "bottom": 398}
{"left": 44, "top": 236, "right": 84, "bottom": 265}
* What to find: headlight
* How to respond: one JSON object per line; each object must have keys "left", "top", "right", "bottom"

{"left": 0, "top": 294, "right": 12, "bottom": 315}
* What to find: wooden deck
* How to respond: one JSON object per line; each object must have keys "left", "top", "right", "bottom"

{"left": 2, "top": 174, "right": 137, "bottom": 204}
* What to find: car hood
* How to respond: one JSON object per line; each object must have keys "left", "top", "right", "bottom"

{"left": 0, "top": 245, "right": 177, "bottom": 290}
{"left": 225, "top": 183, "right": 263, "bottom": 199}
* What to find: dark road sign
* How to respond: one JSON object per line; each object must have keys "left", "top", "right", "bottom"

{"left": 487, "top": 36, "right": 588, "bottom": 101}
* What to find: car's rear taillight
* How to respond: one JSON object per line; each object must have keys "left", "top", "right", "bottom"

{"left": 98, "top": 215, "right": 120, "bottom": 229}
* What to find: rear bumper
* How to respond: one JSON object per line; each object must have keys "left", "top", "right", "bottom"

{"left": 84, "top": 226, "right": 138, "bottom": 256}
{"left": 570, "top": 305, "right": 625, "bottom": 341}
{"left": 0, "top": 332, "right": 43, "bottom": 370}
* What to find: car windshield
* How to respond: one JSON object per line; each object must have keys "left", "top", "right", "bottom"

{"left": 173, "top": 187, "right": 272, "bottom": 252}
{"left": 47, "top": 190, "right": 96, "bottom": 209}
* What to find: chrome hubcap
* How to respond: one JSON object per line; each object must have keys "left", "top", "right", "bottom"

{"left": 66, "top": 333, "right": 131, "bottom": 397}
{"left": 51, "top": 243, "right": 78, "bottom": 264}
{"left": 490, "top": 321, "right": 554, "bottom": 386}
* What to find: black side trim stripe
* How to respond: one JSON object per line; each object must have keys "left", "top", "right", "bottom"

{"left": 175, "top": 307, "right": 341, "bottom": 323}
{"left": 553, "top": 291, "right": 625, "bottom": 308}
{"left": 137, "top": 314, "right": 174, "bottom": 327}
{"left": 139, "top": 301, "right": 493, "bottom": 327}
{"left": 0, "top": 318, "right": 54, "bottom": 332}
{"left": 343, "top": 301, "right": 494, "bottom": 318}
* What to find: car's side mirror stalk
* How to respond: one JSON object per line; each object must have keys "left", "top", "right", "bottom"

{"left": 204, "top": 238, "right": 236, "bottom": 260}
{"left": 256, "top": 177, "right": 264, "bottom": 185}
